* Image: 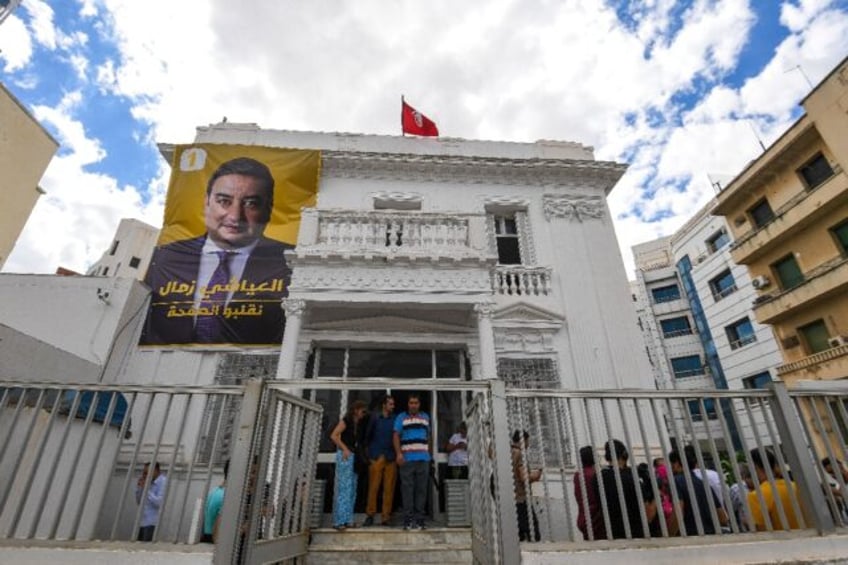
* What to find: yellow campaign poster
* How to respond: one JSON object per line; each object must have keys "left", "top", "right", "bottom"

{"left": 140, "top": 144, "right": 321, "bottom": 346}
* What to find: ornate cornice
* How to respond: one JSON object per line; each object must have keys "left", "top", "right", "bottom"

{"left": 543, "top": 194, "right": 606, "bottom": 221}
{"left": 322, "top": 151, "right": 627, "bottom": 192}
{"left": 290, "top": 265, "right": 493, "bottom": 295}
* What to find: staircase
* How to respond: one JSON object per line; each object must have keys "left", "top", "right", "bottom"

{"left": 306, "top": 526, "right": 473, "bottom": 564}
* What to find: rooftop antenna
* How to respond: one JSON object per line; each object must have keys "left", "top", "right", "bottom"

{"left": 746, "top": 119, "right": 767, "bottom": 152}
{"left": 785, "top": 64, "right": 814, "bottom": 90}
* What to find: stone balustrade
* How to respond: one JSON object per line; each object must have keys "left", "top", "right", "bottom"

{"left": 491, "top": 265, "right": 552, "bottom": 296}
{"left": 296, "top": 208, "right": 491, "bottom": 259}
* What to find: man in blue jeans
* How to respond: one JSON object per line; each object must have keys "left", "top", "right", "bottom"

{"left": 393, "top": 394, "right": 431, "bottom": 530}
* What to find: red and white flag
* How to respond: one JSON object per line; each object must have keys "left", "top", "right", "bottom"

{"left": 401, "top": 98, "right": 439, "bottom": 137}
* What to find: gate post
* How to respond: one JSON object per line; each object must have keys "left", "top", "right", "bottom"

{"left": 491, "top": 380, "right": 521, "bottom": 564}
{"left": 768, "top": 380, "right": 835, "bottom": 534}
{"left": 214, "top": 378, "right": 265, "bottom": 565}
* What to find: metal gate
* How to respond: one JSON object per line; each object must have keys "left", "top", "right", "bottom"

{"left": 466, "top": 380, "right": 520, "bottom": 565}
{"left": 215, "top": 380, "right": 323, "bottom": 565}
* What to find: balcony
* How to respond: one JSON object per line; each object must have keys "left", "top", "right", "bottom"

{"left": 753, "top": 256, "right": 848, "bottom": 324}
{"left": 295, "top": 208, "right": 493, "bottom": 262}
{"left": 777, "top": 343, "right": 848, "bottom": 380}
{"left": 730, "top": 169, "right": 848, "bottom": 264}
{"left": 289, "top": 209, "right": 497, "bottom": 302}
{"left": 491, "top": 265, "right": 552, "bottom": 296}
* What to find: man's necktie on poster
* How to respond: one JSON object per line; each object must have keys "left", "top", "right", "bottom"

{"left": 193, "top": 250, "right": 231, "bottom": 342}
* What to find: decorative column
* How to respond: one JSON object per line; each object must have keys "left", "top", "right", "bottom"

{"left": 276, "top": 298, "right": 305, "bottom": 380}
{"left": 474, "top": 302, "right": 498, "bottom": 380}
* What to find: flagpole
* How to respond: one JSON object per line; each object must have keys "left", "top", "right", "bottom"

{"left": 401, "top": 94, "right": 405, "bottom": 137}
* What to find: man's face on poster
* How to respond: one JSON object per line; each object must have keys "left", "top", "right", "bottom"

{"left": 205, "top": 173, "right": 272, "bottom": 249}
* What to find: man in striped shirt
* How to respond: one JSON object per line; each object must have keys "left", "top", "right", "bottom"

{"left": 394, "top": 393, "right": 432, "bottom": 530}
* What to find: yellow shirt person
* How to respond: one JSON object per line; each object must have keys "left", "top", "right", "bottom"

{"left": 747, "top": 477, "right": 801, "bottom": 530}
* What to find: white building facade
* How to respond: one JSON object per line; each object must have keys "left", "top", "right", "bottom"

{"left": 88, "top": 218, "right": 160, "bottom": 280}
{"left": 122, "top": 126, "right": 655, "bottom": 455}
{"left": 632, "top": 199, "right": 783, "bottom": 449}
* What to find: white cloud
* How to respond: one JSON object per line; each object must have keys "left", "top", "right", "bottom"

{"left": 0, "top": 15, "right": 33, "bottom": 72}
{"left": 21, "top": 0, "right": 58, "bottom": 50}
{"left": 781, "top": 0, "right": 835, "bottom": 31}
{"left": 3, "top": 0, "right": 848, "bottom": 280}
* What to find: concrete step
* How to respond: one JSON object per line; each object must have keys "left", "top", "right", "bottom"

{"left": 310, "top": 526, "right": 471, "bottom": 547}
{"left": 307, "top": 527, "right": 473, "bottom": 564}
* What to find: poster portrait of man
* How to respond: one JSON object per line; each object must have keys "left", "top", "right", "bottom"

{"left": 140, "top": 144, "right": 320, "bottom": 346}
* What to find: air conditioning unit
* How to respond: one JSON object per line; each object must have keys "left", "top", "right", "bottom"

{"left": 829, "top": 336, "right": 848, "bottom": 348}
{"left": 751, "top": 275, "right": 771, "bottom": 290}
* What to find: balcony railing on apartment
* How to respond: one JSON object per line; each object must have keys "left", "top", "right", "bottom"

{"left": 662, "top": 328, "right": 694, "bottom": 339}
{"left": 491, "top": 265, "right": 552, "bottom": 296}
{"left": 712, "top": 283, "right": 738, "bottom": 301}
{"left": 777, "top": 343, "right": 848, "bottom": 376}
{"left": 730, "top": 166, "right": 844, "bottom": 257}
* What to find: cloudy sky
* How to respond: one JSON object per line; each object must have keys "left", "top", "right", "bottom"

{"left": 1, "top": 0, "right": 847, "bottom": 276}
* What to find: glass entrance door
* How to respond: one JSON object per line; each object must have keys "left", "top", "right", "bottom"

{"left": 304, "top": 347, "right": 470, "bottom": 520}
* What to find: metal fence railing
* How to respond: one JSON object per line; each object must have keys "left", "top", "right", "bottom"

{"left": 0, "top": 382, "right": 245, "bottom": 543}
{"left": 494, "top": 381, "right": 844, "bottom": 547}
{"left": 0, "top": 380, "right": 322, "bottom": 565}
{"left": 5, "top": 377, "right": 848, "bottom": 563}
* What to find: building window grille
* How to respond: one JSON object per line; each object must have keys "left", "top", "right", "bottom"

{"left": 660, "top": 316, "right": 692, "bottom": 338}
{"left": 196, "top": 353, "right": 279, "bottom": 465}
{"left": 726, "top": 317, "right": 757, "bottom": 350}
{"left": 748, "top": 198, "right": 775, "bottom": 228}
{"left": 670, "top": 355, "right": 704, "bottom": 378}
{"left": 129, "top": 256, "right": 141, "bottom": 269}
{"left": 498, "top": 358, "right": 567, "bottom": 465}
{"left": 772, "top": 254, "right": 805, "bottom": 290}
{"left": 798, "top": 319, "right": 831, "bottom": 355}
{"left": 709, "top": 269, "right": 737, "bottom": 301}
{"left": 743, "top": 371, "right": 772, "bottom": 389}
{"left": 798, "top": 153, "right": 834, "bottom": 189}
{"left": 651, "top": 284, "right": 681, "bottom": 304}
{"left": 706, "top": 229, "right": 730, "bottom": 253}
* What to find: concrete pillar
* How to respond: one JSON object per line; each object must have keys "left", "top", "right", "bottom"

{"left": 474, "top": 302, "right": 498, "bottom": 380}
{"left": 276, "top": 299, "right": 305, "bottom": 380}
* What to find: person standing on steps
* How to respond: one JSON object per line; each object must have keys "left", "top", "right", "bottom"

{"left": 330, "top": 400, "right": 368, "bottom": 531}
{"left": 363, "top": 395, "right": 397, "bottom": 527}
{"left": 394, "top": 393, "right": 432, "bottom": 531}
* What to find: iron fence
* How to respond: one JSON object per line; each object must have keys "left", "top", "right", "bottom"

{"left": 0, "top": 379, "right": 322, "bottom": 565}
{"left": 496, "top": 381, "right": 844, "bottom": 546}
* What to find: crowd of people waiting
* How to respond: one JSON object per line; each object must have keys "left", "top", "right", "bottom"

{"left": 572, "top": 439, "right": 807, "bottom": 540}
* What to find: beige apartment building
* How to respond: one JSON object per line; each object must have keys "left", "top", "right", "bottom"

{"left": 713, "top": 56, "right": 848, "bottom": 387}
{"left": 0, "top": 82, "right": 58, "bottom": 269}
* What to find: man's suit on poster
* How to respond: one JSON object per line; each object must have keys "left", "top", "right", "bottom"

{"left": 141, "top": 235, "right": 293, "bottom": 345}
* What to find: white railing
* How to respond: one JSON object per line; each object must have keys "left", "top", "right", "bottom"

{"left": 492, "top": 265, "right": 552, "bottom": 296}
{"left": 297, "top": 209, "right": 492, "bottom": 259}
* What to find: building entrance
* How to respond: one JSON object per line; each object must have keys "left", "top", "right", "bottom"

{"left": 302, "top": 347, "right": 473, "bottom": 520}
